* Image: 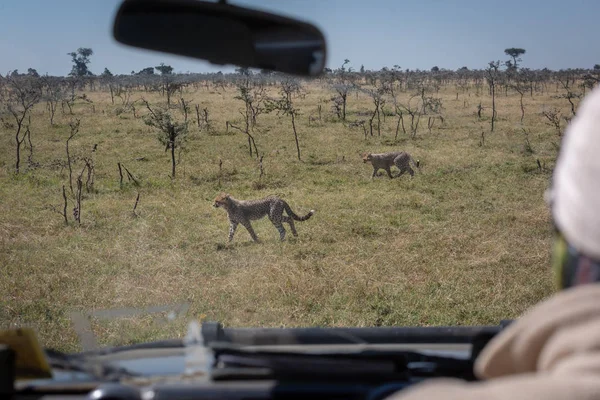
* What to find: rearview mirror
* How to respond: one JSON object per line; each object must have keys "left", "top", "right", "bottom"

{"left": 112, "top": 0, "right": 327, "bottom": 77}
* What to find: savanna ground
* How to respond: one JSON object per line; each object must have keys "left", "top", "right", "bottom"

{"left": 0, "top": 77, "right": 563, "bottom": 352}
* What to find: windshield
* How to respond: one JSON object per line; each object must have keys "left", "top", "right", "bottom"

{"left": 1, "top": 0, "right": 599, "bottom": 355}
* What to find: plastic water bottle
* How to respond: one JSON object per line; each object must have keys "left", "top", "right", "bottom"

{"left": 183, "top": 320, "right": 214, "bottom": 377}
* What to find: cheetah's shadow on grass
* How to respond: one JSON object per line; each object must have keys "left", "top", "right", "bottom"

{"left": 215, "top": 237, "right": 298, "bottom": 251}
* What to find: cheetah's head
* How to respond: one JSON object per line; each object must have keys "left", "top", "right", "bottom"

{"left": 362, "top": 153, "right": 372, "bottom": 163}
{"left": 213, "top": 192, "right": 231, "bottom": 209}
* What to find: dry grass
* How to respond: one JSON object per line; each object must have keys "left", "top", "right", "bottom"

{"left": 0, "top": 80, "right": 565, "bottom": 352}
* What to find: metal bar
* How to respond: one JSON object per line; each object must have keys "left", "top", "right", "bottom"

{"left": 209, "top": 323, "right": 508, "bottom": 346}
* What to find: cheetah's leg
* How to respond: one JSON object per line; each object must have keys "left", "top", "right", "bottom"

{"left": 240, "top": 220, "right": 259, "bottom": 242}
{"left": 268, "top": 204, "right": 288, "bottom": 241}
{"left": 385, "top": 166, "right": 394, "bottom": 179}
{"left": 372, "top": 167, "right": 378, "bottom": 179}
{"left": 393, "top": 156, "right": 404, "bottom": 178}
{"left": 283, "top": 215, "right": 298, "bottom": 237}
{"left": 228, "top": 221, "right": 238, "bottom": 242}
{"left": 269, "top": 215, "right": 287, "bottom": 241}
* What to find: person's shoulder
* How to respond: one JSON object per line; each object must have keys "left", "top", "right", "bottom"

{"left": 475, "top": 285, "right": 600, "bottom": 378}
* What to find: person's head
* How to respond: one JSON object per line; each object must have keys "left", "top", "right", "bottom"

{"left": 550, "top": 85, "right": 600, "bottom": 290}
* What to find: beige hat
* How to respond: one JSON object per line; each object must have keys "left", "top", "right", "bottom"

{"left": 552, "top": 85, "right": 600, "bottom": 260}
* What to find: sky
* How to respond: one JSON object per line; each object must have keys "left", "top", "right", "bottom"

{"left": 0, "top": 0, "right": 599, "bottom": 76}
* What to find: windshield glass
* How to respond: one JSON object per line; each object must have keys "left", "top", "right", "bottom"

{"left": 2, "top": 0, "right": 599, "bottom": 354}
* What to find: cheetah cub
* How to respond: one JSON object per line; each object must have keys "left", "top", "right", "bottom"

{"left": 362, "top": 151, "right": 420, "bottom": 179}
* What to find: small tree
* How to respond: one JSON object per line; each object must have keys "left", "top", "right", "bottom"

{"left": 511, "top": 71, "right": 530, "bottom": 124}
{"left": 229, "top": 74, "right": 265, "bottom": 158}
{"left": 504, "top": 48, "right": 526, "bottom": 70}
{"left": 41, "top": 76, "right": 65, "bottom": 126}
{"left": 63, "top": 119, "right": 94, "bottom": 225}
{"left": 179, "top": 97, "right": 190, "bottom": 123}
{"left": 66, "top": 119, "right": 80, "bottom": 194}
{"left": 136, "top": 67, "right": 155, "bottom": 75}
{"left": 235, "top": 72, "right": 268, "bottom": 127}
{"left": 363, "top": 85, "right": 386, "bottom": 136}
{"left": 155, "top": 63, "right": 180, "bottom": 106}
{"left": 542, "top": 108, "right": 564, "bottom": 137}
{"left": 2, "top": 73, "right": 41, "bottom": 173}
{"left": 330, "top": 59, "right": 352, "bottom": 121}
{"left": 380, "top": 66, "right": 408, "bottom": 139}
{"left": 485, "top": 61, "right": 500, "bottom": 132}
{"left": 100, "top": 68, "right": 116, "bottom": 105}
{"left": 113, "top": 80, "right": 133, "bottom": 107}
{"left": 267, "top": 79, "right": 304, "bottom": 161}
{"left": 558, "top": 78, "right": 581, "bottom": 117}
{"left": 392, "top": 78, "right": 443, "bottom": 139}
{"left": 195, "top": 105, "right": 212, "bottom": 132}
{"left": 68, "top": 48, "right": 94, "bottom": 77}
{"left": 143, "top": 100, "right": 189, "bottom": 178}
{"left": 155, "top": 63, "right": 174, "bottom": 75}
{"left": 62, "top": 77, "right": 82, "bottom": 115}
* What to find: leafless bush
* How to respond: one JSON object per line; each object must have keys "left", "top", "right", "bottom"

{"left": 179, "top": 97, "right": 190, "bottom": 123}
{"left": 66, "top": 119, "right": 80, "bottom": 194}
{"left": 329, "top": 60, "right": 354, "bottom": 120}
{"left": 542, "top": 108, "right": 564, "bottom": 137}
{"left": 266, "top": 78, "right": 304, "bottom": 160}
{"left": 2, "top": 73, "right": 41, "bottom": 173}
{"left": 485, "top": 61, "right": 500, "bottom": 132}
{"left": 42, "top": 76, "right": 65, "bottom": 126}
{"left": 195, "top": 104, "right": 212, "bottom": 133}
{"left": 362, "top": 86, "right": 386, "bottom": 137}
{"left": 558, "top": 79, "right": 581, "bottom": 117}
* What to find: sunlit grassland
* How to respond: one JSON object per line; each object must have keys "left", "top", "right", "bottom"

{"left": 0, "top": 80, "right": 563, "bottom": 352}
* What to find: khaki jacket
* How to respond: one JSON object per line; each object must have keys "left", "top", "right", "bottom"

{"left": 390, "top": 285, "right": 600, "bottom": 400}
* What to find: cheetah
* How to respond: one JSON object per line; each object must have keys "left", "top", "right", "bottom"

{"left": 213, "top": 193, "right": 315, "bottom": 242}
{"left": 362, "top": 151, "right": 420, "bottom": 179}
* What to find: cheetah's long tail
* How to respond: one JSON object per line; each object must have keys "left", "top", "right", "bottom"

{"left": 284, "top": 203, "right": 315, "bottom": 221}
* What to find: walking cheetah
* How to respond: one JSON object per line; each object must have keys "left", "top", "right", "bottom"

{"left": 362, "top": 151, "right": 420, "bottom": 179}
{"left": 213, "top": 193, "right": 315, "bottom": 242}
